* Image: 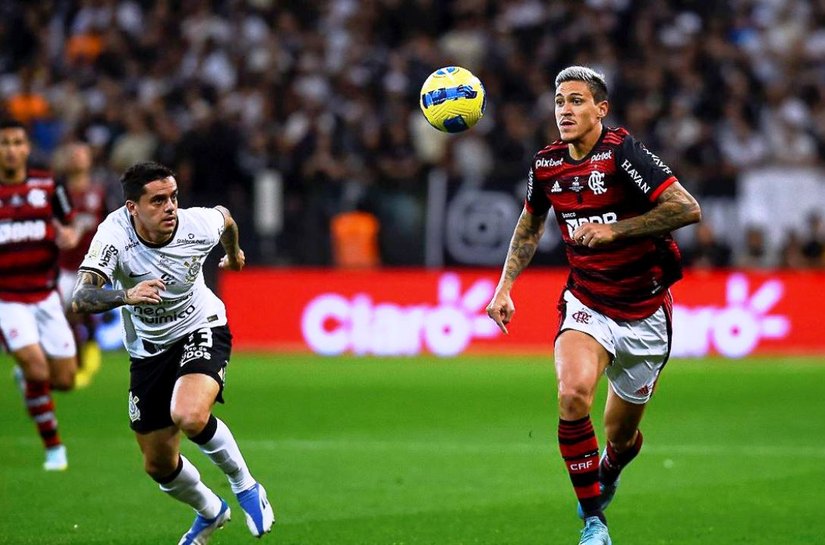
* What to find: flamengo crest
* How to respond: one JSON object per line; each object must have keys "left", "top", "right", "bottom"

{"left": 571, "top": 310, "right": 591, "bottom": 324}
{"left": 588, "top": 170, "right": 606, "bottom": 195}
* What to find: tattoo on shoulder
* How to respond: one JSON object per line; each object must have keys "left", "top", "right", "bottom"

{"left": 77, "top": 270, "right": 106, "bottom": 287}
{"left": 72, "top": 270, "right": 127, "bottom": 314}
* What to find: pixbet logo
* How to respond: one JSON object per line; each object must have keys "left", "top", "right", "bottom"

{"left": 301, "top": 274, "right": 500, "bottom": 356}
{"left": 535, "top": 157, "right": 563, "bottom": 169}
{"left": 672, "top": 274, "right": 790, "bottom": 358}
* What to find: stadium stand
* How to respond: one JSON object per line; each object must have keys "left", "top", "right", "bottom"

{"left": 1, "top": 0, "right": 823, "bottom": 268}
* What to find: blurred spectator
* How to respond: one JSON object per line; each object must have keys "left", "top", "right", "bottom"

{"left": 330, "top": 199, "right": 381, "bottom": 269}
{"left": 108, "top": 111, "right": 157, "bottom": 173}
{"left": 682, "top": 223, "right": 733, "bottom": 269}
{"left": 778, "top": 230, "right": 807, "bottom": 269}
{"left": 801, "top": 212, "right": 824, "bottom": 267}
{"left": 5, "top": 78, "right": 49, "bottom": 127}
{"left": 736, "top": 226, "right": 775, "bottom": 269}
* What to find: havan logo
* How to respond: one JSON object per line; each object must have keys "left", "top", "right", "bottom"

{"left": 620, "top": 159, "right": 650, "bottom": 193}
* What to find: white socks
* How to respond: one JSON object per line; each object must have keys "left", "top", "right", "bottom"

{"left": 198, "top": 417, "right": 256, "bottom": 493}
{"left": 159, "top": 455, "right": 223, "bottom": 518}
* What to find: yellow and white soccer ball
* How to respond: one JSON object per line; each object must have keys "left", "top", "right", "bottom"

{"left": 419, "top": 66, "right": 486, "bottom": 133}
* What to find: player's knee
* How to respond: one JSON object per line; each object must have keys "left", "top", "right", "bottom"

{"left": 170, "top": 408, "right": 210, "bottom": 438}
{"left": 557, "top": 385, "right": 593, "bottom": 419}
{"left": 19, "top": 364, "right": 49, "bottom": 382}
{"left": 50, "top": 368, "right": 76, "bottom": 391}
{"left": 51, "top": 375, "right": 75, "bottom": 391}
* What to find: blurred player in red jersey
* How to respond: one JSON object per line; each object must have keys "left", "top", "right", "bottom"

{"left": 55, "top": 141, "right": 108, "bottom": 387}
{"left": 486, "top": 67, "right": 701, "bottom": 545}
{"left": 0, "top": 119, "right": 81, "bottom": 471}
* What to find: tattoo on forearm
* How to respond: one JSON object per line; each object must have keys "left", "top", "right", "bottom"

{"left": 612, "top": 185, "right": 700, "bottom": 239}
{"left": 502, "top": 211, "right": 544, "bottom": 284}
{"left": 71, "top": 271, "right": 128, "bottom": 314}
{"left": 220, "top": 221, "right": 240, "bottom": 254}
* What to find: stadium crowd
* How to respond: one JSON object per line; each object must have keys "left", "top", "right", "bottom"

{"left": 1, "top": 0, "right": 824, "bottom": 268}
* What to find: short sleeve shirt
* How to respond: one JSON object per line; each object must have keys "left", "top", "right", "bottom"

{"left": 525, "top": 126, "right": 682, "bottom": 320}
{"left": 79, "top": 206, "right": 228, "bottom": 358}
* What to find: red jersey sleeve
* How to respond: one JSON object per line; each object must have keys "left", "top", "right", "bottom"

{"left": 52, "top": 181, "right": 75, "bottom": 224}
{"left": 524, "top": 162, "right": 551, "bottom": 216}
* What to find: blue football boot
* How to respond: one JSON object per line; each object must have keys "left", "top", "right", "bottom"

{"left": 579, "top": 516, "right": 612, "bottom": 545}
{"left": 178, "top": 500, "right": 230, "bottom": 545}
{"left": 235, "top": 483, "right": 275, "bottom": 537}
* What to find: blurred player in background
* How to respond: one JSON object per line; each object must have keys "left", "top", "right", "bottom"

{"left": 72, "top": 161, "right": 274, "bottom": 543}
{"left": 0, "top": 119, "right": 80, "bottom": 471}
{"left": 54, "top": 141, "right": 108, "bottom": 386}
{"left": 486, "top": 67, "right": 701, "bottom": 545}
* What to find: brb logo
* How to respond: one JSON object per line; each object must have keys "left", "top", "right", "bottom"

{"left": 672, "top": 274, "right": 789, "bottom": 358}
{"left": 565, "top": 212, "right": 618, "bottom": 238}
{"left": 301, "top": 274, "right": 500, "bottom": 356}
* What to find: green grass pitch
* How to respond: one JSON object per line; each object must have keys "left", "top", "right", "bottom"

{"left": 1, "top": 352, "right": 823, "bottom": 544}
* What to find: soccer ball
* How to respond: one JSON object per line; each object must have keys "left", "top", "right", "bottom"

{"left": 419, "top": 66, "right": 486, "bottom": 133}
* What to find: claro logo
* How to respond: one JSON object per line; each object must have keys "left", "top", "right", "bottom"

{"left": 672, "top": 274, "right": 789, "bottom": 358}
{"left": 301, "top": 274, "right": 500, "bottom": 356}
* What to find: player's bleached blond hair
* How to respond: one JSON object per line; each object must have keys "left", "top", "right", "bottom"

{"left": 555, "top": 66, "right": 608, "bottom": 103}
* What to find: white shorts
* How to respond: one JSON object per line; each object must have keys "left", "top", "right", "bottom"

{"left": 0, "top": 291, "right": 77, "bottom": 358}
{"left": 559, "top": 290, "right": 671, "bottom": 404}
{"left": 58, "top": 268, "right": 77, "bottom": 310}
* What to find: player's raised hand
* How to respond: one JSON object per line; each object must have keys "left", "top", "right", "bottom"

{"left": 53, "top": 220, "right": 80, "bottom": 250}
{"left": 486, "top": 290, "right": 515, "bottom": 335}
{"left": 125, "top": 279, "right": 165, "bottom": 305}
{"left": 219, "top": 249, "right": 245, "bottom": 271}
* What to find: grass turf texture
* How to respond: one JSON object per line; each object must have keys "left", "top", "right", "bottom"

{"left": 1, "top": 352, "right": 823, "bottom": 544}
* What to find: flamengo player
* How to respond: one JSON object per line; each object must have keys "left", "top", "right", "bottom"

{"left": 71, "top": 162, "right": 274, "bottom": 543}
{"left": 55, "top": 142, "right": 109, "bottom": 386}
{"left": 486, "top": 67, "right": 701, "bottom": 545}
{"left": 0, "top": 119, "right": 80, "bottom": 471}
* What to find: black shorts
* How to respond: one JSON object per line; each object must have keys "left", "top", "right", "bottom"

{"left": 128, "top": 325, "right": 232, "bottom": 433}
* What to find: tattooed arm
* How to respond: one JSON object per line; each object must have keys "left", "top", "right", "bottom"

{"left": 612, "top": 182, "right": 701, "bottom": 238}
{"left": 486, "top": 208, "right": 547, "bottom": 334}
{"left": 573, "top": 182, "right": 702, "bottom": 247}
{"left": 71, "top": 270, "right": 164, "bottom": 314}
{"left": 215, "top": 205, "right": 245, "bottom": 271}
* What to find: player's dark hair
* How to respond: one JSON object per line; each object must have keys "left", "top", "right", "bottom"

{"left": 120, "top": 161, "right": 175, "bottom": 202}
{"left": 0, "top": 119, "right": 27, "bottom": 132}
{"left": 555, "top": 66, "right": 609, "bottom": 103}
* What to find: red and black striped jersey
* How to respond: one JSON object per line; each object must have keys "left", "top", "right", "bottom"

{"left": 0, "top": 169, "right": 75, "bottom": 303}
{"left": 58, "top": 184, "right": 107, "bottom": 271}
{"left": 525, "top": 126, "right": 681, "bottom": 321}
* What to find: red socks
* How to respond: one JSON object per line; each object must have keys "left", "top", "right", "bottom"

{"left": 25, "top": 380, "right": 62, "bottom": 449}
{"left": 601, "top": 429, "right": 643, "bottom": 486}
{"left": 559, "top": 416, "right": 602, "bottom": 520}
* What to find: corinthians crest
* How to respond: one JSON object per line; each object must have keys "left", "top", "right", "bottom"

{"left": 128, "top": 391, "right": 141, "bottom": 422}
{"left": 588, "top": 170, "right": 607, "bottom": 195}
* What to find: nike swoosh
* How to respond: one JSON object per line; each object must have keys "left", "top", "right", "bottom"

{"left": 128, "top": 271, "right": 150, "bottom": 278}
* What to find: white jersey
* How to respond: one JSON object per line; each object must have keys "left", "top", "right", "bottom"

{"left": 79, "top": 206, "right": 227, "bottom": 358}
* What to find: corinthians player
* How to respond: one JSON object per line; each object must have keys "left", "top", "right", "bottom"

{"left": 72, "top": 161, "right": 274, "bottom": 544}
